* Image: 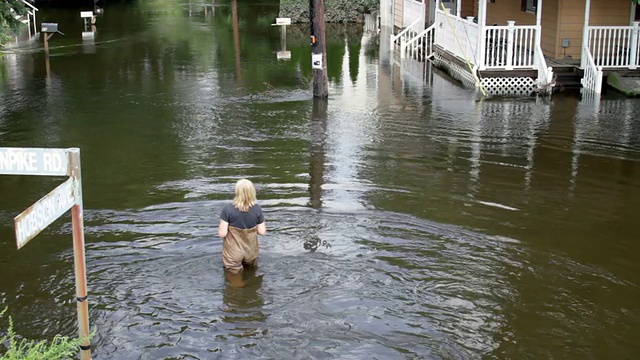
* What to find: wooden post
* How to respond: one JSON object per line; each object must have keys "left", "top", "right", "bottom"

{"left": 310, "top": 0, "right": 328, "bottom": 98}
{"left": 44, "top": 33, "right": 52, "bottom": 76}
{"left": 309, "top": 99, "right": 327, "bottom": 208}
{"left": 68, "top": 149, "right": 92, "bottom": 360}
{"left": 232, "top": 0, "right": 242, "bottom": 81}
{"left": 43, "top": 33, "right": 50, "bottom": 57}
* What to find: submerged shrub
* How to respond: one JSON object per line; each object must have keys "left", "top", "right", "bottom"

{"left": 0, "top": 307, "right": 86, "bottom": 360}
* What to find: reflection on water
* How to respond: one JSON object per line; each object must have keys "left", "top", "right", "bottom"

{"left": 1, "top": 1, "right": 640, "bottom": 359}
{"left": 223, "top": 268, "right": 266, "bottom": 327}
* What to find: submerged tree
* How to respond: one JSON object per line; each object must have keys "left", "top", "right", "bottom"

{"left": 0, "top": 0, "right": 28, "bottom": 46}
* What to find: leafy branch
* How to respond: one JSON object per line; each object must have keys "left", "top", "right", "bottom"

{"left": 0, "top": 307, "right": 91, "bottom": 360}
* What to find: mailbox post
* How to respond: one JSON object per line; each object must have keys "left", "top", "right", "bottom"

{"left": 81, "top": 11, "right": 95, "bottom": 29}
{"left": 41, "top": 23, "right": 61, "bottom": 57}
{"left": 272, "top": 18, "right": 292, "bottom": 60}
{"left": 41, "top": 23, "right": 64, "bottom": 75}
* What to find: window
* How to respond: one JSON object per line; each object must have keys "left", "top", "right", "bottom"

{"left": 521, "top": 0, "right": 538, "bottom": 13}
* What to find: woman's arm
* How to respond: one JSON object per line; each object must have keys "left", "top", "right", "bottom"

{"left": 218, "top": 219, "right": 229, "bottom": 238}
{"left": 257, "top": 222, "right": 267, "bottom": 235}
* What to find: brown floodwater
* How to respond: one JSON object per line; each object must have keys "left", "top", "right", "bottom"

{"left": 1, "top": 1, "right": 639, "bottom": 359}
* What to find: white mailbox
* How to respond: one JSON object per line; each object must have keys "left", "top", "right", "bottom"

{"left": 275, "top": 18, "right": 292, "bottom": 26}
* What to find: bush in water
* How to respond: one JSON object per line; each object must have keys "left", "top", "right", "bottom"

{"left": 0, "top": 307, "right": 88, "bottom": 360}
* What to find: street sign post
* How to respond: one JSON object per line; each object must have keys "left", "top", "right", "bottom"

{"left": 0, "top": 147, "right": 91, "bottom": 360}
{"left": 14, "top": 177, "right": 75, "bottom": 249}
{"left": 0, "top": 147, "right": 69, "bottom": 176}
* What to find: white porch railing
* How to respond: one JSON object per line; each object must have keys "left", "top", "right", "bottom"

{"left": 10, "top": 0, "right": 38, "bottom": 38}
{"left": 22, "top": 0, "right": 38, "bottom": 37}
{"left": 534, "top": 44, "right": 554, "bottom": 93}
{"left": 434, "top": 9, "right": 479, "bottom": 66}
{"left": 587, "top": 22, "right": 640, "bottom": 69}
{"left": 403, "top": 0, "right": 425, "bottom": 29}
{"left": 402, "top": 24, "right": 436, "bottom": 60}
{"left": 433, "top": 9, "right": 538, "bottom": 71}
{"left": 581, "top": 45, "right": 604, "bottom": 93}
{"left": 484, "top": 22, "right": 537, "bottom": 69}
{"left": 390, "top": 17, "right": 423, "bottom": 58}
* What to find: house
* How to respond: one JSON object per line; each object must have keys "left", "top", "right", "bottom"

{"left": 4, "top": 0, "right": 39, "bottom": 47}
{"left": 385, "top": 0, "right": 640, "bottom": 97}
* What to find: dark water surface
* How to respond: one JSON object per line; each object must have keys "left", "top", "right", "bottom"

{"left": 1, "top": 1, "right": 640, "bottom": 359}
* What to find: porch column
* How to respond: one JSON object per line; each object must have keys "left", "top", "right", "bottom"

{"left": 535, "top": 0, "right": 542, "bottom": 49}
{"left": 478, "top": 0, "right": 487, "bottom": 70}
{"left": 631, "top": 22, "right": 639, "bottom": 69}
{"left": 581, "top": 0, "right": 592, "bottom": 69}
{"left": 456, "top": 0, "right": 462, "bottom": 17}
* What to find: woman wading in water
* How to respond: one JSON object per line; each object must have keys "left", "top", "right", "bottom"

{"left": 218, "top": 179, "right": 267, "bottom": 273}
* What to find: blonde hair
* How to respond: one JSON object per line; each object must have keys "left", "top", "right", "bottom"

{"left": 232, "top": 179, "right": 257, "bottom": 212}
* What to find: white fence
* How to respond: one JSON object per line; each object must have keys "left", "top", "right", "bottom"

{"left": 399, "top": 7, "right": 555, "bottom": 94}
{"left": 433, "top": 10, "right": 538, "bottom": 70}
{"left": 391, "top": 17, "right": 423, "bottom": 57}
{"left": 534, "top": 44, "right": 554, "bottom": 93}
{"left": 434, "top": 9, "right": 479, "bottom": 65}
{"left": 484, "top": 22, "right": 537, "bottom": 69}
{"left": 403, "top": 0, "right": 425, "bottom": 29}
{"left": 402, "top": 24, "right": 436, "bottom": 60}
{"left": 587, "top": 22, "right": 640, "bottom": 69}
{"left": 581, "top": 45, "right": 604, "bottom": 93}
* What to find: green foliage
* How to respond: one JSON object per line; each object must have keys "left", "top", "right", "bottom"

{"left": 280, "top": 0, "right": 379, "bottom": 23}
{"left": 0, "top": 307, "right": 87, "bottom": 360}
{"left": 0, "top": 0, "right": 28, "bottom": 46}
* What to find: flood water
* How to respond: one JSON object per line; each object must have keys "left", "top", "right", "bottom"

{"left": 1, "top": 1, "right": 640, "bottom": 359}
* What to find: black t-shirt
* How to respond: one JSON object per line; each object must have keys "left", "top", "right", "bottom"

{"left": 220, "top": 204, "right": 264, "bottom": 229}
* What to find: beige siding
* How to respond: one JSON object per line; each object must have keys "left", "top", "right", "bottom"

{"left": 558, "top": 0, "right": 632, "bottom": 59}
{"left": 394, "top": 0, "right": 403, "bottom": 30}
{"left": 542, "top": 0, "right": 561, "bottom": 58}
{"left": 394, "top": 0, "right": 430, "bottom": 30}
{"left": 461, "top": 0, "right": 475, "bottom": 18}
{"left": 484, "top": 0, "right": 559, "bottom": 58}
{"left": 486, "top": 1, "right": 536, "bottom": 26}
{"left": 590, "top": 4, "right": 632, "bottom": 25}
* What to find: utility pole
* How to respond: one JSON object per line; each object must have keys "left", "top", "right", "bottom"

{"left": 309, "top": 0, "right": 328, "bottom": 98}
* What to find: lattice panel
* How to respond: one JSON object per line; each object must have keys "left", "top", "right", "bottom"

{"left": 480, "top": 77, "right": 536, "bottom": 96}
{"left": 432, "top": 53, "right": 476, "bottom": 89}
{"left": 432, "top": 52, "right": 538, "bottom": 96}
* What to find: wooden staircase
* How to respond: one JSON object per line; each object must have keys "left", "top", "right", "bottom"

{"left": 553, "top": 66, "right": 584, "bottom": 92}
